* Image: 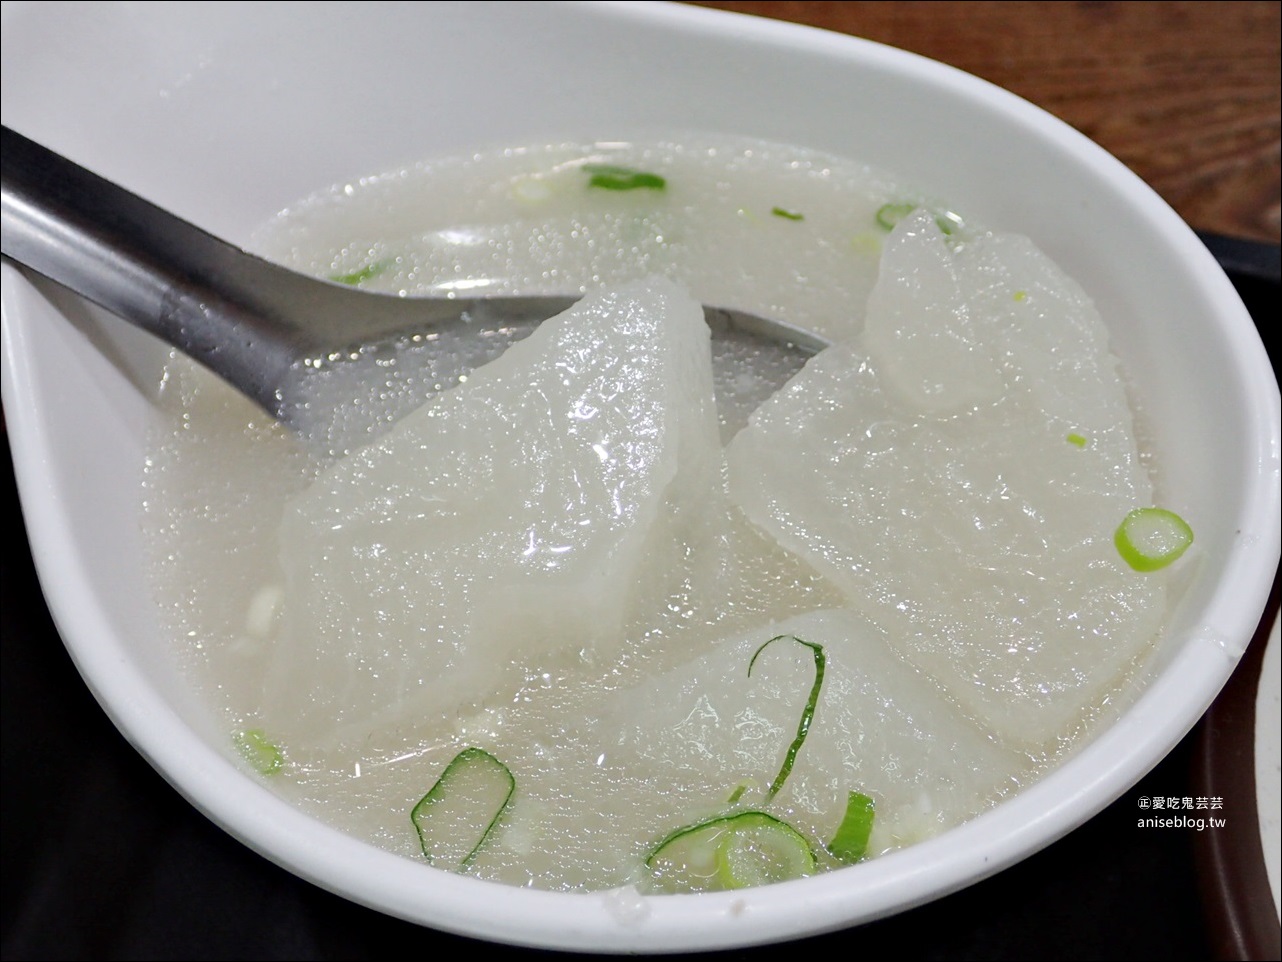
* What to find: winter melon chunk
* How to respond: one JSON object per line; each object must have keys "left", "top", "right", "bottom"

{"left": 727, "top": 213, "right": 1166, "bottom": 751}
{"left": 264, "top": 278, "right": 722, "bottom": 748}
{"left": 599, "top": 608, "right": 1031, "bottom": 856}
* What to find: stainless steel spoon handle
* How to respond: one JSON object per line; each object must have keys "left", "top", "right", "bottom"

{"left": 2, "top": 126, "right": 573, "bottom": 417}
{"left": 2, "top": 127, "right": 823, "bottom": 423}
{"left": 1, "top": 125, "right": 323, "bottom": 412}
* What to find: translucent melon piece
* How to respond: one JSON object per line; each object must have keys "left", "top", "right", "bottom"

{"left": 726, "top": 220, "right": 1165, "bottom": 752}
{"left": 614, "top": 493, "right": 847, "bottom": 682}
{"left": 263, "top": 278, "right": 721, "bottom": 748}
{"left": 598, "top": 609, "right": 1030, "bottom": 855}
{"left": 862, "top": 210, "right": 1004, "bottom": 413}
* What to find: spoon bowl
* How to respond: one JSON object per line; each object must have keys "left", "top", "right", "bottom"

{"left": 1, "top": 125, "right": 822, "bottom": 435}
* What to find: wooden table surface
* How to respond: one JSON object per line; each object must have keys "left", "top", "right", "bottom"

{"left": 694, "top": 1, "right": 1281, "bottom": 244}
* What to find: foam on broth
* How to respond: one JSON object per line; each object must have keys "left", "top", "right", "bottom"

{"left": 141, "top": 137, "right": 1168, "bottom": 892}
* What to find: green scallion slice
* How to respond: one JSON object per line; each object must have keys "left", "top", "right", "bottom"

{"left": 329, "top": 260, "right": 389, "bottom": 285}
{"left": 875, "top": 202, "right": 962, "bottom": 236}
{"left": 1066, "top": 432, "right": 1088, "bottom": 447}
{"left": 725, "top": 780, "right": 751, "bottom": 805}
{"left": 1115, "top": 507, "right": 1194, "bottom": 572}
{"left": 646, "top": 811, "right": 816, "bottom": 893}
{"left": 411, "top": 747, "right": 515, "bottom": 868}
{"left": 933, "top": 211, "right": 963, "bottom": 236}
{"left": 748, "top": 634, "right": 825, "bottom": 802}
{"left": 582, "top": 164, "right": 666, "bottom": 191}
{"left": 233, "top": 728, "right": 285, "bottom": 775}
{"left": 875, "top": 202, "right": 915, "bottom": 231}
{"left": 771, "top": 206, "right": 804, "bottom": 221}
{"left": 826, "top": 790, "right": 876, "bottom": 863}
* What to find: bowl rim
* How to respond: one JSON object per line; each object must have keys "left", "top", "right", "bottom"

{"left": 2, "top": 0, "right": 1279, "bottom": 952}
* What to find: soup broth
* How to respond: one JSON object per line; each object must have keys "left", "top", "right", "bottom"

{"left": 142, "top": 137, "right": 1171, "bottom": 892}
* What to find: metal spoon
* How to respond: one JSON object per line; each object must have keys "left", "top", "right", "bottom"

{"left": 1, "top": 126, "right": 823, "bottom": 431}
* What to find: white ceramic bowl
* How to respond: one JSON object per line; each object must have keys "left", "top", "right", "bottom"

{"left": 2, "top": 1, "right": 1278, "bottom": 953}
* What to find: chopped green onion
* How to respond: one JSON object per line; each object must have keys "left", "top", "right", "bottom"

{"left": 329, "top": 260, "right": 390, "bottom": 285}
{"left": 875, "top": 202, "right": 915, "bottom": 231}
{"left": 1013, "top": 289, "right": 1029, "bottom": 302}
{"left": 827, "top": 791, "right": 876, "bottom": 863}
{"left": 582, "top": 164, "right": 666, "bottom": 191}
{"left": 933, "top": 211, "right": 963, "bottom": 236}
{"left": 646, "top": 811, "right": 816, "bottom": 893}
{"left": 715, "top": 815, "right": 816, "bottom": 889}
{"left": 748, "top": 634, "right": 825, "bottom": 802}
{"left": 875, "top": 202, "right": 962, "bottom": 236}
{"left": 411, "top": 747, "right": 515, "bottom": 868}
{"left": 233, "top": 728, "right": 285, "bottom": 775}
{"left": 771, "top": 206, "right": 804, "bottom": 221}
{"left": 726, "top": 781, "right": 750, "bottom": 805}
{"left": 1066, "top": 433, "right": 1088, "bottom": 447}
{"left": 1114, "top": 507, "right": 1194, "bottom": 572}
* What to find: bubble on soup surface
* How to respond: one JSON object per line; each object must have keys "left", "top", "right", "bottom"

{"left": 726, "top": 214, "right": 1166, "bottom": 751}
